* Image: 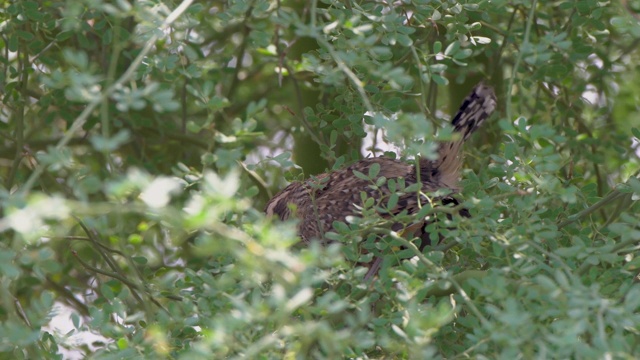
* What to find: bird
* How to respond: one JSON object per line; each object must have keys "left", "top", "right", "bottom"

{"left": 265, "top": 82, "right": 497, "bottom": 279}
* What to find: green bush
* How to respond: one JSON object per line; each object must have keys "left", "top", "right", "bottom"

{"left": 1, "top": 0, "right": 640, "bottom": 358}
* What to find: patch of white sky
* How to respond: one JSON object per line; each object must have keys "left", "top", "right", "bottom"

{"left": 44, "top": 302, "right": 110, "bottom": 359}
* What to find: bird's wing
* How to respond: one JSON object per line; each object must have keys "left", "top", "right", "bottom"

{"left": 298, "top": 157, "right": 412, "bottom": 241}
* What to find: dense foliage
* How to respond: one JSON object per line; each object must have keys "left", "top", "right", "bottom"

{"left": 2, "top": 0, "right": 640, "bottom": 358}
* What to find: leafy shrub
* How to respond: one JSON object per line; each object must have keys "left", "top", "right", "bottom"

{"left": 1, "top": 0, "right": 640, "bottom": 358}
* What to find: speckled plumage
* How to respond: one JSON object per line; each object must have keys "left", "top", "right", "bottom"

{"left": 266, "top": 83, "right": 497, "bottom": 256}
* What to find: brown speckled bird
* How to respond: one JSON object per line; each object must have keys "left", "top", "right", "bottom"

{"left": 266, "top": 83, "right": 497, "bottom": 278}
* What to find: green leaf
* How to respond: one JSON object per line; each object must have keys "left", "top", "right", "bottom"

{"left": 71, "top": 313, "right": 81, "bottom": 329}
{"left": 383, "top": 97, "right": 403, "bottom": 111}
{"left": 387, "top": 193, "right": 399, "bottom": 210}
{"left": 332, "top": 220, "right": 350, "bottom": 233}
{"left": 429, "top": 63, "right": 447, "bottom": 72}
{"left": 0, "top": 250, "right": 20, "bottom": 279}
{"left": 395, "top": 33, "right": 413, "bottom": 47}
{"left": 432, "top": 74, "right": 449, "bottom": 85}
{"left": 454, "top": 49, "right": 472, "bottom": 60}
{"left": 352, "top": 170, "right": 369, "bottom": 181}
{"left": 444, "top": 41, "right": 460, "bottom": 57}
{"left": 433, "top": 41, "right": 442, "bottom": 53}
{"left": 209, "top": 96, "right": 231, "bottom": 111}
{"left": 90, "top": 130, "right": 131, "bottom": 152}
{"left": 368, "top": 163, "right": 381, "bottom": 178}
{"left": 472, "top": 36, "right": 491, "bottom": 44}
{"left": 132, "top": 256, "right": 148, "bottom": 265}
{"left": 100, "top": 283, "right": 115, "bottom": 300}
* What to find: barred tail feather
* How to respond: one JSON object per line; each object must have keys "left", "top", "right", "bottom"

{"left": 427, "top": 82, "right": 497, "bottom": 189}
{"left": 451, "top": 82, "right": 497, "bottom": 140}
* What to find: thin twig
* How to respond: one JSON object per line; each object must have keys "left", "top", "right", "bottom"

{"left": 226, "top": 2, "right": 255, "bottom": 100}
{"left": 557, "top": 190, "right": 626, "bottom": 229}
{"left": 74, "top": 217, "right": 122, "bottom": 275}
{"left": 71, "top": 250, "right": 170, "bottom": 314}
{"left": 59, "top": 235, "right": 127, "bottom": 257}
{"left": 312, "top": 36, "right": 375, "bottom": 115}
{"left": 46, "top": 277, "right": 90, "bottom": 317}
{"left": 576, "top": 235, "right": 640, "bottom": 276}
{"left": 5, "top": 37, "right": 29, "bottom": 190}
{"left": 14, "top": 297, "right": 32, "bottom": 328}
{"left": 281, "top": 62, "right": 327, "bottom": 147}
{"left": 506, "top": 0, "right": 537, "bottom": 121}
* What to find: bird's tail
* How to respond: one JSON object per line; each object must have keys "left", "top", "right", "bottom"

{"left": 425, "top": 82, "right": 497, "bottom": 189}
